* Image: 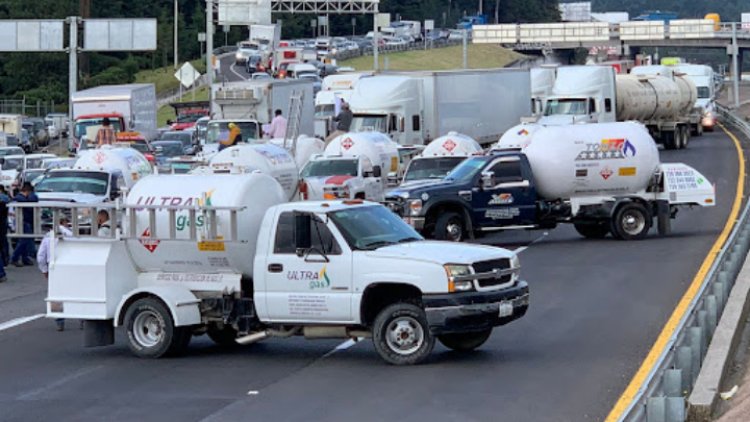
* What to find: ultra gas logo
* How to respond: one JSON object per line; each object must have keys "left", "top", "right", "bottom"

{"left": 576, "top": 138, "right": 637, "bottom": 161}
{"left": 287, "top": 266, "right": 331, "bottom": 290}
{"left": 517, "top": 128, "right": 529, "bottom": 136}
{"left": 135, "top": 189, "right": 215, "bottom": 231}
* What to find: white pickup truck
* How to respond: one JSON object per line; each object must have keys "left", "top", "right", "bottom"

{"left": 43, "top": 173, "right": 529, "bottom": 365}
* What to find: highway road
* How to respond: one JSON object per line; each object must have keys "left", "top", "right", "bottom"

{"left": 0, "top": 128, "right": 744, "bottom": 422}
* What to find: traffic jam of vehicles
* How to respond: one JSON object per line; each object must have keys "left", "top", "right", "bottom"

{"left": 0, "top": 24, "right": 722, "bottom": 366}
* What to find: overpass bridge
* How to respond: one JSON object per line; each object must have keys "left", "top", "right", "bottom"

{"left": 474, "top": 20, "right": 750, "bottom": 72}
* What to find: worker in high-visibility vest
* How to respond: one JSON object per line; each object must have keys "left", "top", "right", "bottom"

{"left": 219, "top": 122, "right": 242, "bottom": 151}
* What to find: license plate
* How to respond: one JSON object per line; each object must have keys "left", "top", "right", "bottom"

{"left": 498, "top": 301, "right": 514, "bottom": 318}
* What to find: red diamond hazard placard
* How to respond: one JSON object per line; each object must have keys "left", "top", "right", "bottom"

{"left": 139, "top": 228, "right": 160, "bottom": 253}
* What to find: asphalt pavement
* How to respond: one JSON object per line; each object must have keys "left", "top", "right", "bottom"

{"left": 0, "top": 129, "right": 744, "bottom": 422}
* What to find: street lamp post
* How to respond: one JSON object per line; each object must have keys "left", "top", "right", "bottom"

{"left": 174, "top": 0, "right": 178, "bottom": 69}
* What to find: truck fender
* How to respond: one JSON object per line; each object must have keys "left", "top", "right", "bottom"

{"left": 423, "top": 201, "right": 475, "bottom": 239}
{"left": 608, "top": 197, "right": 651, "bottom": 218}
{"left": 114, "top": 286, "right": 201, "bottom": 328}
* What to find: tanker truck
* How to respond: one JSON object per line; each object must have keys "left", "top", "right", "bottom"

{"left": 537, "top": 65, "right": 702, "bottom": 150}
{"left": 41, "top": 174, "right": 530, "bottom": 365}
{"left": 397, "top": 132, "right": 483, "bottom": 187}
{"left": 385, "top": 122, "right": 715, "bottom": 241}
{"left": 299, "top": 132, "right": 399, "bottom": 202}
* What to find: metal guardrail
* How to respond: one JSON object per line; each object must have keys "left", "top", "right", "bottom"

{"left": 618, "top": 103, "right": 750, "bottom": 421}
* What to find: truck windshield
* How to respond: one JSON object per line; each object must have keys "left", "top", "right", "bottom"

{"left": 444, "top": 157, "right": 487, "bottom": 184}
{"left": 544, "top": 99, "right": 587, "bottom": 116}
{"left": 301, "top": 159, "right": 358, "bottom": 178}
{"left": 206, "top": 122, "right": 260, "bottom": 145}
{"left": 404, "top": 157, "right": 466, "bottom": 182}
{"left": 350, "top": 115, "right": 386, "bottom": 133}
{"left": 315, "top": 104, "right": 335, "bottom": 118}
{"left": 696, "top": 86, "right": 710, "bottom": 99}
{"left": 75, "top": 118, "right": 123, "bottom": 139}
{"left": 2, "top": 157, "right": 23, "bottom": 171}
{"left": 35, "top": 172, "right": 109, "bottom": 196}
{"left": 330, "top": 205, "right": 423, "bottom": 250}
{"left": 175, "top": 113, "right": 206, "bottom": 123}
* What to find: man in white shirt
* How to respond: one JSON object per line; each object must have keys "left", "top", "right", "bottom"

{"left": 37, "top": 218, "right": 73, "bottom": 331}
{"left": 265, "top": 109, "right": 287, "bottom": 139}
{"left": 97, "top": 210, "right": 111, "bottom": 237}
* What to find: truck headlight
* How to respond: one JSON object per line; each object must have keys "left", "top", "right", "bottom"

{"left": 445, "top": 264, "right": 473, "bottom": 292}
{"left": 407, "top": 199, "right": 422, "bottom": 216}
{"left": 510, "top": 253, "right": 520, "bottom": 270}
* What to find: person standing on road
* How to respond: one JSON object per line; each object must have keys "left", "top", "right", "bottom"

{"left": 326, "top": 101, "right": 353, "bottom": 143}
{"left": 95, "top": 118, "right": 116, "bottom": 147}
{"left": 0, "top": 185, "right": 10, "bottom": 266}
{"left": 11, "top": 182, "right": 38, "bottom": 267}
{"left": 97, "top": 210, "right": 111, "bottom": 237}
{"left": 37, "top": 217, "right": 72, "bottom": 330}
{"left": 265, "top": 109, "right": 287, "bottom": 139}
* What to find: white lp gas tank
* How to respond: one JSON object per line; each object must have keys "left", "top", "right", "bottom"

{"left": 209, "top": 143, "right": 299, "bottom": 200}
{"left": 268, "top": 135, "right": 325, "bottom": 169}
{"left": 494, "top": 123, "right": 544, "bottom": 150}
{"left": 75, "top": 146, "right": 153, "bottom": 188}
{"left": 124, "top": 173, "right": 286, "bottom": 276}
{"left": 326, "top": 131, "right": 400, "bottom": 175}
{"left": 422, "top": 132, "right": 482, "bottom": 157}
{"left": 521, "top": 122, "right": 660, "bottom": 199}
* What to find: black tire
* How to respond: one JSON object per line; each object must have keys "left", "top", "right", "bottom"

{"left": 168, "top": 327, "right": 192, "bottom": 356}
{"left": 438, "top": 329, "right": 492, "bottom": 352}
{"left": 573, "top": 222, "right": 610, "bottom": 239}
{"left": 657, "top": 209, "right": 671, "bottom": 236}
{"left": 680, "top": 125, "right": 689, "bottom": 149}
{"left": 124, "top": 297, "right": 185, "bottom": 358}
{"left": 207, "top": 325, "right": 239, "bottom": 347}
{"left": 433, "top": 212, "right": 465, "bottom": 242}
{"left": 663, "top": 131, "right": 676, "bottom": 150}
{"left": 610, "top": 202, "right": 652, "bottom": 241}
{"left": 372, "top": 303, "right": 435, "bottom": 365}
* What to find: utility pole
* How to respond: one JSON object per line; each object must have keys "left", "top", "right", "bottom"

{"left": 79, "top": 0, "right": 91, "bottom": 78}
{"left": 206, "top": 0, "right": 214, "bottom": 87}
{"left": 174, "top": 0, "right": 179, "bottom": 69}
{"left": 731, "top": 22, "right": 740, "bottom": 109}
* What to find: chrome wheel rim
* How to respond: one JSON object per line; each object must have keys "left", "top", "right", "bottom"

{"left": 621, "top": 210, "right": 646, "bottom": 236}
{"left": 385, "top": 316, "right": 424, "bottom": 355}
{"left": 133, "top": 311, "right": 164, "bottom": 348}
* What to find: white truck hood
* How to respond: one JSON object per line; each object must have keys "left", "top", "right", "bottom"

{"left": 303, "top": 175, "right": 357, "bottom": 200}
{"left": 369, "top": 240, "right": 515, "bottom": 265}
{"left": 38, "top": 192, "right": 105, "bottom": 204}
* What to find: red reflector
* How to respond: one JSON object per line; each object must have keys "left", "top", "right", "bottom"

{"left": 283, "top": 51, "right": 296, "bottom": 59}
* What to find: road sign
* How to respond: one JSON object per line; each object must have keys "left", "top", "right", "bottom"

{"left": 0, "top": 20, "right": 65, "bottom": 52}
{"left": 218, "top": 0, "right": 272, "bottom": 26}
{"left": 174, "top": 62, "right": 202, "bottom": 88}
{"left": 198, "top": 32, "right": 207, "bottom": 42}
{"left": 376, "top": 13, "right": 390, "bottom": 29}
{"left": 83, "top": 19, "right": 157, "bottom": 51}
{"left": 425, "top": 20, "right": 435, "bottom": 32}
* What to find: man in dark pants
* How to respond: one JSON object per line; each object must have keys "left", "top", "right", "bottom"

{"left": 0, "top": 185, "right": 10, "bottom": 266}
{"left": 11, "top": 182, "right": 38, "bottom": 267}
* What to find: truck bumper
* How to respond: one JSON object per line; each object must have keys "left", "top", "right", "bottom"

{"left": 422, "top": 281, "right": 529, "bottom": 335}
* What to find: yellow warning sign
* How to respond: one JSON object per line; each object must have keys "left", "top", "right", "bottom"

{"left": 619, "top": 167, "right": 636, "bottom": 176}
{"left": 198, "top": 240, "right": 225, "bottom": 252}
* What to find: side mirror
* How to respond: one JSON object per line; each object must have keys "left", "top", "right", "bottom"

{"left": 372, "top": 165, "right": 382, "bottom": 178}
{"left": 294, "top": 213, "right": 312, "bottom": 256}
{"left": 481, "top": 171, "right": 495, "bottom": 190}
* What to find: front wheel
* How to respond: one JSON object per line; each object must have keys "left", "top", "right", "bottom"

{"left": 124, "top": 297, "right": 190, "bottom": 358}
{"left": 433, "top": 212, "right": 465, "bottom": 242}
{"left": 438, "top": 329, "right": 492, "bottom": 352}
{"left": 372, "top": 303, "right": 435, "bottom": 365}
{"left": 611, "top": 202, "right": 652, "bottom": 240}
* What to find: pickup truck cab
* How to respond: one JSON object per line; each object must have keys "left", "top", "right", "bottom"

{"left": 300, "top": 154, "right": 385, "bottom": 201}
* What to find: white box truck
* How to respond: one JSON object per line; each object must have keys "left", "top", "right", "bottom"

{"left": 70, "top": 84, "right": 157, "bottom": 152}
{"left": 40, "top": 174, "right": 529, "bottom": 365}
{"left": 348, "top": 69, "right": 531, "bottom": 147}
{"left": 211, "top": 79, "right": 315, "bottom": 137}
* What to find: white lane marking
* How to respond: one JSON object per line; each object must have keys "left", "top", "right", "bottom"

{"left": 323, "top": 338, "right": 360, "bottom": 358}
{"left": 247, "top": 390, "right": 259, "bottom": 396}
{"left": 17, "top": 365, "right": 102, "bottom": 400}
{"left": 0, "top": 313, "right": 45, "bottom": 332}
{"left": 229, "top": 63, "right": 248, "bottom": 81}
{"left": 515, "top": 231, "right": 550, "bottom": 254}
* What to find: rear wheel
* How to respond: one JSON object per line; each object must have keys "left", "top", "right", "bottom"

{"left": 207, "top": 325, "right": 239, "bottom": 347}
{"left": 433, "top": 212, "right": 465, "bottom": 242}
{"left": 680, "top": 125, "right": 690, "bottom": 149}
{"left": 573, "top": 222, "right": 610, "bottom": 239}
{"left": 611, "top": 202, "right": 652, "bottom": 240}
{"left": 125, "top": 297, "right": 189, "bottom": 358}
{"left": 438, "top": 329, "right": 492, "bottom": 352}
{"left": 662, "top": 131, "right": 677, "bottom": 150}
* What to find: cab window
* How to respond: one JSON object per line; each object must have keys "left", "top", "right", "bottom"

{"left": 274, "top": 212, "right": 342, "bottom": 255}
{"left": 487, "top": 160, "right": 523, "bottom": 184}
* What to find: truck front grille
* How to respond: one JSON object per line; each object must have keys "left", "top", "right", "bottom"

{"left": 383, "top": 197, "right": 405, "bottom": 216}
{"left": 471, "top": 258, "right": 513, "bottom": 289}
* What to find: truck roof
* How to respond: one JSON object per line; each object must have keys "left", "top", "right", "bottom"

{"left": 72, "top": 84, "right": 154, "bottom": 101}
{"left": 274, "top": 200, "right": 373, "bottom": 214}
